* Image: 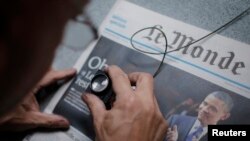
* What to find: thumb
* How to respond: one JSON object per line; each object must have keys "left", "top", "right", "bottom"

{"left": 82, "top": 94, "right": 106, "bottom": 122}
{"left": 30, "top": 112, "right": 70, "bottom": 129}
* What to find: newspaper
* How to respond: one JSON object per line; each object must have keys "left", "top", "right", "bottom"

{"left": 25, "top": 0, "right": 250, "bottom": 141}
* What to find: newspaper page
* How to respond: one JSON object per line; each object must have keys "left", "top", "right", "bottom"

{"left": 25, "top": 0, "right": 250, "bottom": 141}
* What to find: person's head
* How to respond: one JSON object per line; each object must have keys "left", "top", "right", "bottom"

{"left": 0, "top": 0, "right": 90, "bottom": 117}
{"left": 197, "top": 91, "right": 234, "bottom": 126}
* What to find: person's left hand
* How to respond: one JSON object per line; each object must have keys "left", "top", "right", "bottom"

{"left": 166, "top": 125, "right": 178, "bottom": 141}
{"left": 0, "top": 68, "right": 76, "bottom": 131}
{"left": 192, "top": 136, "right": 199, "bottom": 141}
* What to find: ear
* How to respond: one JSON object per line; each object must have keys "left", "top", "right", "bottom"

{"left": 221, "top": 112, "right": 230, "bottom": 121}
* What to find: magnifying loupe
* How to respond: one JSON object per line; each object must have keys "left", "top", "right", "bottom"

{"left": 90, "top": 73, "right": 109, "bottom": 93}
{"left": 86, "top": 70, "right": 114, "bottom": 109}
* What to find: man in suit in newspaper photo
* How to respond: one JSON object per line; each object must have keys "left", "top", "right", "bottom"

{"left": 0, "top": 0, "right": 168, "bottom": 141}
{"left": 165, "top": 91, "right": 234, "bottom": 141}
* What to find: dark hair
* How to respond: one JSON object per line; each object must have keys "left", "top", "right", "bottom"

{"left": 0, "top": 1, "right": 21, "bottom": 40}
{"left": 209, "top": 91, "right": 234, "bottom": 112}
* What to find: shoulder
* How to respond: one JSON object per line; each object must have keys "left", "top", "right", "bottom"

{"left": 168, "top": 114, "right": 196, "bottom": 125}
{"left": 169, "top": 114, "right": 194, "bottom": 120}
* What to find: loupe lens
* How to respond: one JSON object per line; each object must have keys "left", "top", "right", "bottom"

{"left": 91, "top": 74, "right": 109, "bottom": 93}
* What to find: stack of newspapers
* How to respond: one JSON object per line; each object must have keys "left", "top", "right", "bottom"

{"left": 24, "top": 1, "right": 250, "bottom": 141}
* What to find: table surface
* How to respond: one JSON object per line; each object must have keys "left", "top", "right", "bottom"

{"left": 53, "top": 0, "right": 250, "bottom": 70}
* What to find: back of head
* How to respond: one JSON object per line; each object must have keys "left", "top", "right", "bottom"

{"left": 0, "top": 0, "right": 89, "bottom": 117}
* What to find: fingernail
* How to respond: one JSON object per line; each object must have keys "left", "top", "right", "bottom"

{"left": 69, "top": 68, "right": 77, "bottom": 73}
{"left": 58, "top": 118, "right": 69, "bottom": 127}
{"left": 82, "top": 94, "right": 89, "bottom": 101}
{"left": 103, "top": 64, "right": 109, "bottom": 71}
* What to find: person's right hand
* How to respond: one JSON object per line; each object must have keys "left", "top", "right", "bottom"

{"left": 82, "top": 65, "right": 168, "bottom": 141}
{"left": 166, "top": 125, "right": 178, "bottom": 141}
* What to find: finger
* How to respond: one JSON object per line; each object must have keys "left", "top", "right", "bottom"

{"left": 167, "top": 134, "right": 174, "bottom": 139}
{"left": 107, "top": 65, "right": 132, "bottom": 98}
{"left": 82, "top": 93, "right": 106, "bottom": 124}
{"left": 173, "top": 125, "right": 178, "bottom": 132}
{"left": 128, "top": 72, "right": 154, "bottom": 102}
{"left": 30, "top": 68, "right": 77, "bottom": 95}
{"left": 168, "top": 127, "right": 172, "bottom": 132}
{"left": 27, "top": 112, "right": 70, "bottom": 129}
{"left": 192, "top": 136, "right": 198, "bottom": 141}
{"left": 166, "top": 134, "right": 173, "bottom": 140}
{"left": 39, "top": 68, "right": 77, "bottom": 87}
{"left": 128, "top": 72, "right": 153, "bottom": 92}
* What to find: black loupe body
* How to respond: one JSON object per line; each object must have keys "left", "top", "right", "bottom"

{"left": 86, "top": 70, "right": 115, "bottom": 109}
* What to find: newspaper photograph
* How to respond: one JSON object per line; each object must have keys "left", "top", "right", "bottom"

{"left": 25, "top": 1, "right": 250, "bottom": 141}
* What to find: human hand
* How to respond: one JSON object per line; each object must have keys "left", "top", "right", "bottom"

{"left": 0, "top": 68, "right": 76, "bottom": 131}
{"left": 192, "top": 136, "right": 199, "bottom": 141}
{"left": 82, "top": 65, "right": 168, "bottom": 141}
{"left": 166, "top": 125, "right": 178, "bottom": 141}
